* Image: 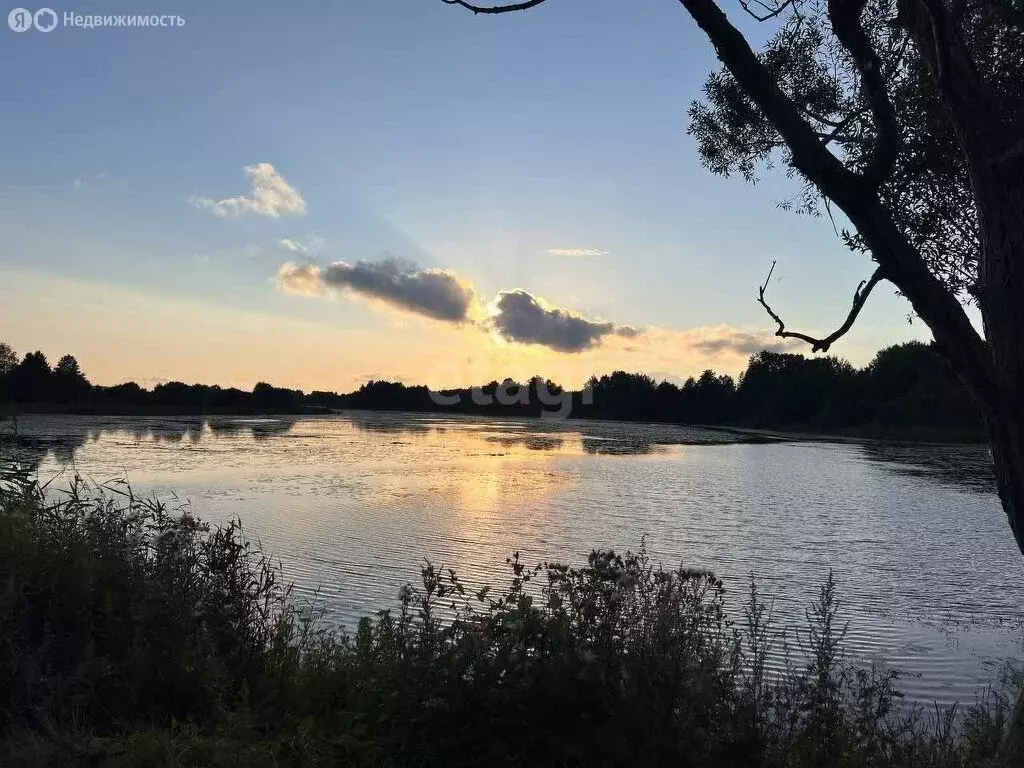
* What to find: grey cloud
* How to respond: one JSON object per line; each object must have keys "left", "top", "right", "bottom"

{"left": 692, "top": 331, "right": 797, "bottom": 356}
{"left": 491, "top": 290, "right": 636, "bottom": 353}
{"left": 279, "top": 257, "right": 476, "bottom": 322}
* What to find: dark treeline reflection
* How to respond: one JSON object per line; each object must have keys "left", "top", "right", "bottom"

{"left": 581, "top": 436, "right": 659, "bottom": 456}
{"left": 485, "top": 434, "right": 566, "bottom": 452}
{"left": 861, "top": 441, "right": 996, "bottom": 492}
{"left": 0, "top": 428, "right": 93, "bottom": 474}
{"left": 0, "top": 340, "right": 982, "bottom": 440}
{"left": 0, "top": 418, "right": 299, "bottom": 473}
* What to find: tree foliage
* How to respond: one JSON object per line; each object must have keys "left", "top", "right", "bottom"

{"left": 0, "top": 344, "right": 15, "bottom": 378}
{"left": 686, "top": 0, "right": 1023, "bottom": 297}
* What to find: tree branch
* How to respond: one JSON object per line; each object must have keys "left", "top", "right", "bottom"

{"left": 827, "top": 0, "right": 900, "bottom": 186}
{"left": 677, "top": 0, "right": 993, "bottom": 393}
{"left": 677, "top": 0, "right": 857, "bottom": 195}
{"left": 739, "top": 0, "right": 795, "bottom": 22}
{"left": 441, "top": 0, "right": 550, "bottom": 14}
{"left": 757, "top": 260, "right": 885, "bottom": 352}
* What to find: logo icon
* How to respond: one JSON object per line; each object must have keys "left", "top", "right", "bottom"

{"left": 33, "top": 7, "right": 55, "bottom": 30}
{"left": 8, "top": 7, "right": 32, "bottom": 31}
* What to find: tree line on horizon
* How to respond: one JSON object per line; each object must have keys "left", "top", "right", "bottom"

{"left": 0, "top": 340, "right": 982, "bottom": 439}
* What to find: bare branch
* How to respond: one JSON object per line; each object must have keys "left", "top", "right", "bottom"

{"left": 740, "top": 0, "right": 795, "bottom": 22}
{"left": 757, "top": 260, "right": 885, "bottom": 352}
{"left": 441, "top": 0, "right": 550, "bottom": 14}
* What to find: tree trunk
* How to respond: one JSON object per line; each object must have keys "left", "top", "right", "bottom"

{"left": 981, "top": 399, "right": 1024, "bottom": 554}
{"left": 968, "top": 158, "right": 1024, "bottom": 768}
{"left": 975, "top": 161, "right": 1024, "bottom": 555}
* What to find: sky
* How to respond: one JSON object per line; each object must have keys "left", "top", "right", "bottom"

{"left": 0, "top": 0, "right": 934, "bottom": 392}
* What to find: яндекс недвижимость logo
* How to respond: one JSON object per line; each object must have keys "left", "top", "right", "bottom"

{"left": 8, "top": 8, "right": 184, "bottom": 31}
{"left": 8, "top": 7, "right": 56, "bottom": 31}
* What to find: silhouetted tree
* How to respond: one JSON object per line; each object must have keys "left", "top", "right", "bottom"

{"left": 0, "top": 342, "right": 17, "bottom": 402}
{"left": 0, "top": 343, "right": 16, "bottom": 377}
{"left": 9, "top": 352, "right": 53, "bottom": 402}
{"left": 251, "top": 382, "right": 305, "bottom": 413}
{"left": 690, "top": 370, "right": 737, "bottom": 424}
{"left": 438, "top": 0, "right": 1024, "bottom": 568}
{"left": 738, "top": 352, "right": 859, "bottom": 428}
{"left": 862, "top": 342, "right": 982, "bottom": 436}
{"left": 100, "top": 382, "right": 149, "bottom": 407}
{"left": 585, "top": 372, "right": 660, "bottom": 421}
{"left": 53, "top": 354, "right": 91, "bottom": 403}
{"left": 0, "top": 340, "right": 982, "bottom": 438}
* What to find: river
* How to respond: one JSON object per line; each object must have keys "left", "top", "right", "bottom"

{"left": 2, "top": 411, "right": 1018, "bottom": 706}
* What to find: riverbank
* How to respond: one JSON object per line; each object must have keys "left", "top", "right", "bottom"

{"left": 703, "top": 423, "right": 987, "bottom": 445}
{"left": 1, "top": 465, "right": 1018, "bottom": 767}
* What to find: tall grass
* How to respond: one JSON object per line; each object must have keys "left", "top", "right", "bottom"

{"left": 0, "top": 465, "right": 1020, "bottom": 767}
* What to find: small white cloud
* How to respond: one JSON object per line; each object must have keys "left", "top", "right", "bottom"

{"left": 276, "top": 235, "right": 326, "bottom": 258}
{"left": 546, "top": 248, "right": 608, "bottom": 258}
{"left": 190, "top": 163, "right": 306, "bottom": 218}
{"left": 279, "top": 238, "right": 308, "bottom": 255}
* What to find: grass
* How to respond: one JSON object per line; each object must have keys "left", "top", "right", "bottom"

{"left": 1, "top": 464, "right": 1021, "bottom": 767}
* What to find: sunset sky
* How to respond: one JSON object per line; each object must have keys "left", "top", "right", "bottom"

{"left": 0, "top": 0, "right": 935, "bottom": 392}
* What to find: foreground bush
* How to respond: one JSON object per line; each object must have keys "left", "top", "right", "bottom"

{"left": 0, "top": 466, "right": 1020, "bottom": 767}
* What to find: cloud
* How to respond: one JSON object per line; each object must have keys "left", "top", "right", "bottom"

{"left": 276, "top": 262, "right": 326, "bottom": 297}
{"left": 190, "top": 163, "right": 306, "bottom": 218}
{"left": 690, "top": 328, "right": 800, "bottom": 356}
{"left": 490, "top": 290, "right": 637, "bottom": 353}
{"left": 275, "top": 254, "right": 797, "bottom": 362}
{"left": 278, "top": 257, "right": 477, "bottom": 322}
{"left": 279, "top": 238, "right": 308, "bottom": 255}
{"left": 636, "top": 325, "right": 803, "bottom": 363}
{"left": 277, "top": 235, "right": 326, "bottom": 257}
{"left": 546, "top": 248, "right": 608, "bottom": 258}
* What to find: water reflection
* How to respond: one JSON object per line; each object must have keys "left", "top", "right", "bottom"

{"left": 485, "top": 434, "right": 565, "bottom": 451}
{"left": 251, "top": 418, "right": 297, "bottom": 440}
{"left": 128, "top": 419, "right": 204, "bottom": 444}
{"left": 0, "top": 423, "right": 93, "bottom": 473}
{"left": 342, "top": 411, "right": 433, "bottom": 435}
{"left": 582, "top": 436, "right": 659, "bottom": 456}
{"left": 861, "top": 441, "right": 995, "bottom": 493}
{"left": 207, "top": 419, "right": 251, "bottom": 437}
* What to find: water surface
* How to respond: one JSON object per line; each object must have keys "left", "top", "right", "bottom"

{"left": 2, "top": 412, "right": 1017, "bottom": 706}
